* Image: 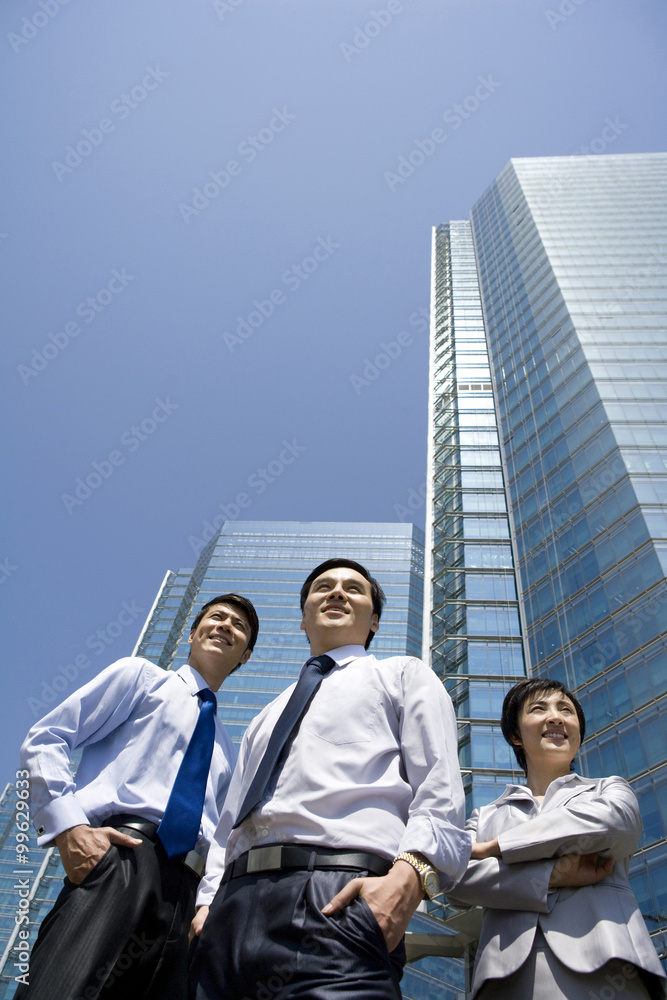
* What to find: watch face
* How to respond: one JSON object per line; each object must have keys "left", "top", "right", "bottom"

{"left": 424, "top": 870, "right": 440, "bottom": 898}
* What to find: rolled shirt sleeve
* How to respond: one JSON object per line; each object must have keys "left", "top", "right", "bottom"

{"left": 395, "top": 660, "right": 472, "bottom": 887}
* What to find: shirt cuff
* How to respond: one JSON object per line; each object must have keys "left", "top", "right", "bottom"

{"left": 196, "top": 870, "right": 222, "bottom": 908}
{"left": 34, "top": 795, "right": 90, "bottom": 847}
{"left": 398, "top": 817, "right": 473, "bottom": 889}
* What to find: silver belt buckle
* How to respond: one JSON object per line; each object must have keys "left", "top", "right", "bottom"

{"left": 183, "top": 850, "right": 205, "bottom": 878}
{"left": 247, "top": 845, "right": 283, "bottom": 873}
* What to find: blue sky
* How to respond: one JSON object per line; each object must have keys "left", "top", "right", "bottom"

{"left": 2, "top": 0, "right": 666, "bottom": 788}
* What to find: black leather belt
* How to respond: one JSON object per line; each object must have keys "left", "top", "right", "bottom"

{"left": 222, "top": 844, "right": 392, "bottom": 884}
{"left": 106, "top": 813, "right": 159, "bottom": 839}
{"left": 104, "top": 813, "right": 206, "bottom": 878}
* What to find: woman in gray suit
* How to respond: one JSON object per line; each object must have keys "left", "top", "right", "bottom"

{"left": 448, "top": 678, "right": 666, "bottom": 999}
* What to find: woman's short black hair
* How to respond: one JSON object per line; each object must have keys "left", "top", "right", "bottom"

{"left": 501, "top": 678, "right": 586, "bottom": 773}
{"left": 299, "top": 558, "right": 385, "bottom": 649}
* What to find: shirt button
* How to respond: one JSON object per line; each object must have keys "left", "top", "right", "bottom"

{"left": 37, "top": 826, "right": 45, "bottom": 836}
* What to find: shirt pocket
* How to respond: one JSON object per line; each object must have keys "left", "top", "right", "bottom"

{"left": 301, "top": 685, "right": 383, "bottom": 746}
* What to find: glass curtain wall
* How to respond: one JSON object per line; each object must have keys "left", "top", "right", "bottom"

{"left": 425, "top": 221, "right": 529, "bottom": 818}
{"left": 470, "top": 153, "right": 667, "bottom": 962}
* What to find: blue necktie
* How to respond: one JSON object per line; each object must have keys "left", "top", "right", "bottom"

{"left": 234, "top": 654, "right": 336, "bottom": 827}
{"left": 157, "top": 688, "right": 217, "bottom": 858}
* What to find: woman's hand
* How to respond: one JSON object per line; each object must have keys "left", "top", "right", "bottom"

{"left": 470, "top": 838, "right": 501, "bottom": 860}
{"left": 549, "top": 853, "right": 614, "bottom": 888}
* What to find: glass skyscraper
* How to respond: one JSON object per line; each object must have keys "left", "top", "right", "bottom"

{"left": 425, "top": 220, "right": 529, "bottom": 824}
{"left": 427, "top": 152, "right": 667, "bottom": 966}
{"left": 6, "top": 154, "right": 664, "bottom": 997}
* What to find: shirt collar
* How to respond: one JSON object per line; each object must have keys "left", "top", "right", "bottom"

{"left": 176, "top": 663, "right": 212, "bottom": 696}
{"left": 311, "top": 644, "right": 369, "bottom": 669}
{"left": 497, "top": 771, "right": 591, "bottom": 804}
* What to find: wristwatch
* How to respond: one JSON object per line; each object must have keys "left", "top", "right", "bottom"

{"left": 394, "top": 851, "right": 440, "bottom": 899}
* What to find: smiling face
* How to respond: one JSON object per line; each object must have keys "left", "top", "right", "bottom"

{"left": 300, "top": 566, "right": 379, "bottom": 656}
{"left": 187, "top": 602, "right": 252, "bottom": 691}
{"left": 513, "top": 689, "right": 581, "bottom": 778}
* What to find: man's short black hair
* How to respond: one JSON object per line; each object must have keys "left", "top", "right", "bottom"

{"left": 501, "top": 678, "right": 586, "bottom": 774}
{"left": 190, "top": 593, "right": 259, "bottom": 653}
{"left": 299, "top": 559, "right": 385, "bottom": 649}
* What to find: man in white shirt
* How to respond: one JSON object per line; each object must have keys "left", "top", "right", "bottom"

{"left": 18, "top": 592, "right": 258, "bottom": 1000}
{"left": 190, "top": 559, "right": 470, "bottom": 1000}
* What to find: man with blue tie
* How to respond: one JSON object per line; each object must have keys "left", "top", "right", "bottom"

{"left": 190, "top": 560, "right": 470, "bottom": 1000}
{"left": 18, "top": 592, "right": 258, "bottom": 1000}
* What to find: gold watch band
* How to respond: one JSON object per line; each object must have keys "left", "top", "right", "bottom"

{"left": 393, "top": 851, "right": 439, "bottom": 899}
{"left": 394, "top": 851, "right": 427, "bottom": 874}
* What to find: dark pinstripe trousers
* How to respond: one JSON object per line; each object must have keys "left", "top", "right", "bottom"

{"left": 15, "top": 829, "right": 198, "bottom": 1000}
{"left": 190, "top": 867, "right": 405, "bottom": 1000}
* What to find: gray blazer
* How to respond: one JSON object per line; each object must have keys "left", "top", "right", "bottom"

{"left": 447, "top": 773, "right": 665, "bottom": 998}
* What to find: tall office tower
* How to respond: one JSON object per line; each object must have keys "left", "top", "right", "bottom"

{"left": 427, "top": 153, "right": 667, "bottom": 964}
{"left": 425, "top": 219, "right": 529, "bottom": 819}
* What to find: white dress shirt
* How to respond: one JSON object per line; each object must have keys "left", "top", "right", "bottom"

{"left": 21, "top": 657, "right": 237, "bottom": 855}
{"left": 198, "top": 644, "right": 470, "bottom": 906}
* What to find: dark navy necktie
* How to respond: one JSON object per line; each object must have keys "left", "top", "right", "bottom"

{"left": 157, "top": 688, "right": 217, "bottom": 857}
{"left": 234, "top": 654, "right": 336, "bottom": 827}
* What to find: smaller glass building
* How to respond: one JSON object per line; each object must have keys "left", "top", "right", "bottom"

{"left": 134, "top": 520, "right": 425, "bottom": 743}
{"left": 2, "top": 521, "right": 462, "bottom": 999}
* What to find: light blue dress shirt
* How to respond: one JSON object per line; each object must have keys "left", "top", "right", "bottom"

{"left": 21, "top": 657, "right": 237, "bottom": 854}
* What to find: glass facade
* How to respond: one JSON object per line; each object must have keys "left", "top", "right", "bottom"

{"left": 425, "top": 221, "right": 529, "bottom": 822}
{"left": 466, "top": 153, "right": 667, "bottom": 962}
{"left": 134, "top": 520, "right": 425, "bottom": 744}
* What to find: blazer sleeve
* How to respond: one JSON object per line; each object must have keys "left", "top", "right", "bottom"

{"left": 447, "top": 808, "right": 555, "bottom": 913}
{"left": 498, "top": 776, "right": 641, "bottom": 864}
